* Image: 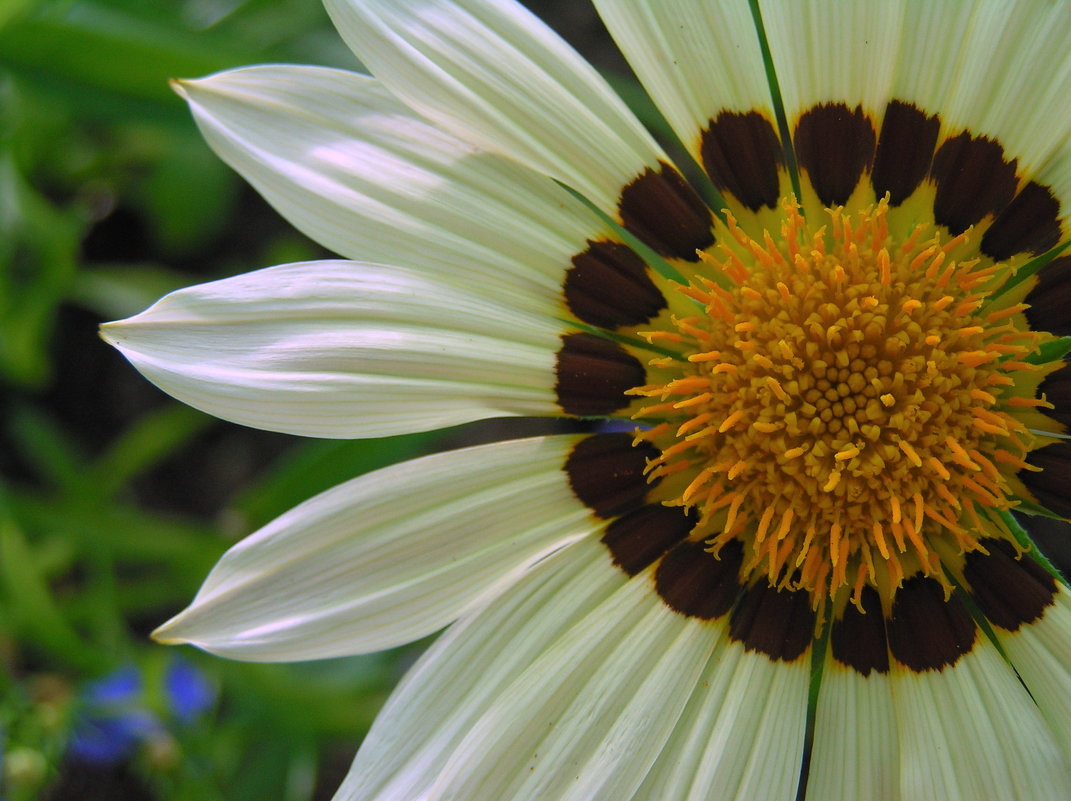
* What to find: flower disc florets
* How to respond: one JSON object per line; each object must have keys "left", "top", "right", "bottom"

{"left": 631, "top": 197, "right": 1048, "bottom": 608}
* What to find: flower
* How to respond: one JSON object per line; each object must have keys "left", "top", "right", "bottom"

{"left": 101, "top": 0, "right": 1071, "bottom": 799}
{"left": 68, "top": 666, "right": 160, "bottom": 766}
{"left": 67, "top": 659, "right": 216, "bottom": 766}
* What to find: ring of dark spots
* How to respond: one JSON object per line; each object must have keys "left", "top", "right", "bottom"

{"left": 1020, "top": 441, "right": 1071, "bottom": 518}
{"left": 981, "top": 181, "right": 1062, "bottom": 261}
{"left": 700, "top": 110, "right": 784, "bottom": 211}
{"left": 871, "top": 100, "right": 939, "bottom": 206}
{"left": 564, "top": 240, "right": 666, "bottom": 329}
{"left": 654, "top": 538, "right": 744, "bottom": 620}
{"left": 830, "top": 586, "right": 890, "bottom": 675}
{"left": 1036, "top": 355, "right": 1071, "bottom": 431}
{"left": 565, "top": 432, "right": 658, "bottom": 519}
{"left": 794, "top": 103, "right": 876, "bottom": 208}
{"left": 555, "top": 332, "right": 645, "bottom": 417}
{"left": 887, "top": 575, "right": 976, "bottom": 672}
{"left": 930, "top": 132, "right": 1017, "bottom": 235}
{"left": 728, "top": 580, "right": 815, "bottom": 662}
{"left": 1025, "top": 255, "right": 1071, "bottom": 337}
{"left": 618, "top": 162, "right": 714, "bottom": 262}
{"left": 602, "top": 503, "right": 695, "bottom": 575}
{"left": 963, "top": 538, "right": 1057, "bottom": 631}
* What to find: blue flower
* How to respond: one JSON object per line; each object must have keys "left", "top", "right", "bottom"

{"left": 164, "top": 657, "right": 215, "bottom": 724}
{"left": 67, "top": 658, "right": 215, "bottom": 765}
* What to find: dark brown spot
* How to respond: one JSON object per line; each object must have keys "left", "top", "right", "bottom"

{"left": 728, "top": 580, "right": 815, "bottom": 662}
{"left": 981, "top": 181, "right": 1062, "bottom": 261}
{"left": 1037, "top": 357, "right": 1071, "bottom": 430}
{"left": 830, "top": 586, "right": 890, "bottom": 675}
{"left": 699, "top": 111, "right": 784, "bottom": 211}
{"left": 793, "top": 103, "right": 876, "bottom": 207}
{"left": 602, "top": 503, "right": 695, "bottom": 575}
{"left": 887, "top": 576, "right": 976, "bottom": 671}
{"left": 618, "top": 162, "right": 714, "bottom": 261}
{"left": 655, "top": 538, "right": 743, "bottom": 619}
{"left": 1021, "top": 441, "right": 1071, "bottom": 518}
{"left": 564, "top": 240, "right": 666, "bottom": 329}
{"left": 1025, "top": 255, "right": 1071, "bottom": 337}
{"left": 871, "top": 100, "right": 939, "bottom": 206}
{"left": 964, "top": 538, "right": 1057, "bottom": 631}
{"left": 1012, "top": 512, "right": 1071, "bottom": 582}
{"left": 930, "top": 132, "right": 1018, "bottom": 235}
{"left": 555, "top": 333, "right": 645, "bottom": 417}
{"left": 565, "top": 433, "right": 658, "bottom": 519}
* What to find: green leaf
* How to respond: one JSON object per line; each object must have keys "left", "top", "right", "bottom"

{"left": 0, "top": 492, "right": 106, "bottom": 671}
{"left": 4, "top": 404, "right": 86, "bottom": 489}
{"left": 0, "top": 158, "right": 80, "bottom": 388}
{"left": 140, "top": 134, "right": 238, "bottom": 254}
{"left": 70, "top": 262, "right": 202, "bottom": 320}
{"left": 0, "top": 4, "right": 248, "bottom": 107}
{"left": 0, "top": 0, "right": 41, "bottom": 30}
{"left": 1028, "top": 335, "right": 1071, "bottom": 365}
{"left": 86, "top": 404, "right": 215, "bottom": 497}
{"left": 8, "top": 492, "right": 218, "bottom": 571}
{"left": 999, "top": 509, "right": 1069, "bottom": 587}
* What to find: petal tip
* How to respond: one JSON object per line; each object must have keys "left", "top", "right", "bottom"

{"left": 151, "top": 611, "right": 195, "bottom": 645}
{"left": 99, "top": 317, "right": 143, "bottom": 349}
{"left": 169, "top": 77, "right": 192, "bottom": 100}
{"left": 98, "top": 320, "right": 122, "bottom": 346}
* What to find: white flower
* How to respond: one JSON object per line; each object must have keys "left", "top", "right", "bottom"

{"left": 103, "top": 1, "right": 1071, "bottom": 799}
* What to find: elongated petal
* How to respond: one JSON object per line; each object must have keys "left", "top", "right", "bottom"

{"left": 594, "top": 0, "right": 769, "bottom": 145}
{"left": 176, "top": 66, "right": 624, "bottom": 315}
{"left": 333, "top": 538, "right": 626, "bottom": 801}
{"left": 889, "top": 0, "right": 1071, "bottom": 205}
{"left": 808, "top": 664, "right": 898, "bottom": 801}
{"left": 892, "top": 643, "right": 1071, "bottom": 801}
{"left": 760, "top": 0, "right": 905, "bottom": 122}
{"left": 430, "top": 572, "right": 717, "bottom": 801}
{"left": 152, "top": 435, "right": 602, "bottom": 660}
{"left": 593, "top": 0, "right": 791, "bottom": 219}
{"left": 808, "top": 587, "right": 897, "bottom": 801}
{"left": 759, "top": 0, "right": 905, "bottom": 213}
{"left": 760, "top": 0, "right": 1071, "bottom": 249}
{"left": 323, "top": 0, "right": 669, "bottom": 214}
{"left": 631, "top": 637, "right": 808, "bottom": 801}
{"left": 102, "top": 261, "right": 568, "bottom": 438}
{"left": 884, "top": 0, "right": 1071, "bottom": 252}
{"left": 986, "top": 584, "right": 1071, "bottom": 765}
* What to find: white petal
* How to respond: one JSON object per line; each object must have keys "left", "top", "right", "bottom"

{"left": 324, "top": 0, "right": 668, "bottom": 212}
{"left": 632, "top": 638, "right": 809, "bottom": 801}
{"left": 152, "top": 435, "right": 598, "bottom": 660}
{"left": 892, "top": 643, "right": 1071, "bottom": 801}
{"left": 993, "top": 584, "right": 1071, "bottom": 765}
{"left": 430, "top": 571, "right": 718, "bottom": 801}
{"left": 760, "top": 0, "right": 905, "bottom": 120}
{"left": 177, "top": 65, "right": 619, "bottom": 315}
{"left": 808, "top": 662, "right": 898, "bottom": 801}
{"left": 891, "top": 0, "right": 1071, "bottom": 193}
{"left": 592, "top": 0, "right": 771, "bottom": 157}
{"left": 102, "top": 261, "right": 565, "bottom": 438}
{"left": 761, "top": 0, "right": 1071, "bottom": 221}
{"left": 333, "top": 537, "right": 626, "bottom": 801}
{"left": 758, "top": 0, "right": 906, "bottom": 214}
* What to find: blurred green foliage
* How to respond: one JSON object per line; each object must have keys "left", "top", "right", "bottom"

{"left": 0, "top": 1, "right": 442, "bottom": 799}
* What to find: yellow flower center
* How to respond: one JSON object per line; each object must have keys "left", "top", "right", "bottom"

{"left": 630, "top": 197, "right": 1049, "bottom": 609}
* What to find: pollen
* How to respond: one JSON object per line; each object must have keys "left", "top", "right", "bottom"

{"left": 632, "top": 197, "right": 1049, "bottom": 609}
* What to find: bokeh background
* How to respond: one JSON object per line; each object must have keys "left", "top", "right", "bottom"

{"left": 0, "top": 1, "right": 629, "bottom": 799}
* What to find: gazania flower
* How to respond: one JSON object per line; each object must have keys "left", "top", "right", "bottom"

{"left": 103, "top": 0, "right": 1071, "bottom": 798}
